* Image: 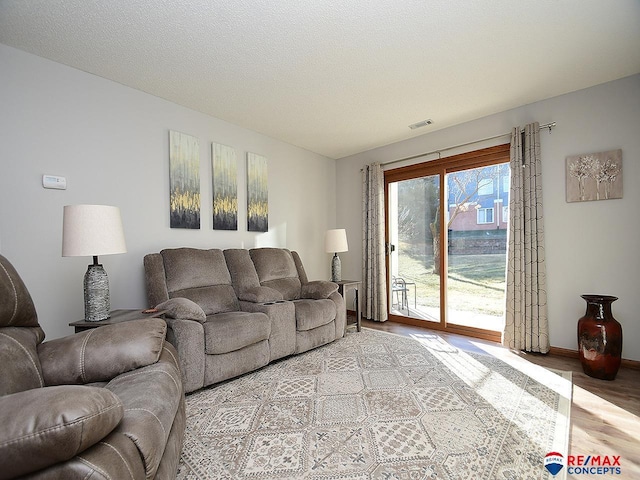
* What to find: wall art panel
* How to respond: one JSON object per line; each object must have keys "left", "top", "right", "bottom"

{"left": 169, "top": 130, "right": 200, "bottom": 228}
{"left": 566, "top": 149, "right": 622, "bottom": 202}
{"left": 247, "top": 152, "right": 268, "bottom": 232}
{"left": 212, "top": 142, "right": 238, "bottom": 230}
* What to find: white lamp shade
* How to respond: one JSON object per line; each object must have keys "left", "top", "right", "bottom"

{"left": 62, "top": 205, "right": 127, "bottom": 257}
{"left": 325, "top": 229, "right": 348, "bottom": 253}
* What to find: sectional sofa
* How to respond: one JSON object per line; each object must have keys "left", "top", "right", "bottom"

{"left": 144, "top": 247, "right": 346, "bottom": 393}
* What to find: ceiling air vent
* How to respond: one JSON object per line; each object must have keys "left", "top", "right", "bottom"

{"left": 408, "top": 119, "right": 434, "bottom": 130}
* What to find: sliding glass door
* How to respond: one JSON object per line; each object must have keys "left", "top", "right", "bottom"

{"left": 384, "top": 145, "right": 510, "bottom": 341}
{"left": 388, "top": 174, "right": 441, "bottom": 324}
{"left": 445, "top": 163, "right": 509, "bottom": 332}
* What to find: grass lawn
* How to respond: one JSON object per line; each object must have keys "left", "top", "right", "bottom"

{"left": 397, "top": 242, "right": 506, "bottom": 317}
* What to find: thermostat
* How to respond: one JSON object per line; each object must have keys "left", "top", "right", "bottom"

{"left": 42, "top": 175, "right": 67, "bottom": 190}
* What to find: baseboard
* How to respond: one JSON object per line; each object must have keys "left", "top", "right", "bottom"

{"left": 361, "top": 315, "right": 640, "bottom": 370}
{"left": 549, "top": 346, "right": 640, "bottom": 371}
{"left": 548, "top": 346, "right": 579, "bottom": 358}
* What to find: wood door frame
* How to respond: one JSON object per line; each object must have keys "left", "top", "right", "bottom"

{"left": 384, "top": 144, "right": 510, "bottom": 343}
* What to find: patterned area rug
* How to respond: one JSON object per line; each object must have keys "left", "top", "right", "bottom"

{"left": 176, "top": 328, "right": 571, "bottom": 479}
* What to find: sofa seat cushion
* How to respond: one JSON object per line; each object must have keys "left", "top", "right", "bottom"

{"left": 105, "top": 348, "right": 182, "bottom": 480}
{"left": 0, "top": 385, "right": 123, "bottom": 479}
{"left": 294, "top": 299, "right": 336, "bottom": 331}
{"left": 204, "top": 311, "right": 271, "bottom": 355}
{"left": 43, "top": 430, "right": 147, "bottom": 480}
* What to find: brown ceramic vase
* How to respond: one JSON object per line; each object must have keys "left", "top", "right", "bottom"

{"left": 577, "top": 294, "right": 622, "bottom": 380}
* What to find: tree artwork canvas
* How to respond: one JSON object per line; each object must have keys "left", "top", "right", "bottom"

{"left": 247, "top": 152, "right": 268, "bottom": 232}
{"left": 566, "top": 149, "right": 622, "bottom": 203}
{"left": 212, "top": 143, "right": 238, "bottom": 230}
{"left": 169, "top": 130, "right": 200, "bottom": 229}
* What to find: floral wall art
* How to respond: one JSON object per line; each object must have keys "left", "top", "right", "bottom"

{"left": 566, "top": 149, "right": 622, "bottom": 203}
{"left": 212, "top": 142, "right": 238, "bottom": 230}
{"left": 169, "top": 130, "right": 200, "bottom": 228}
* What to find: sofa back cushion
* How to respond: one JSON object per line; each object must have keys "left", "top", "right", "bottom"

{"left": 0, "top": 255, "right": 40, "bottom": 328}
{"left": 161, "top": 248, "right": 229, "bottom": 291}
{"left": 38, "top": 318, "right": 167, "bottom": 385}
{"left": 160, "top": 248, "right": 239, "bottom": 315}
{"left": 171, "top": 285, "right": 238, "bottom": 316}
{"left": 0, "top": 255, "right": 46, "bottom": 395}
{"left": 0, "top": 327, "right": 45, "bottom": 396}
{"left": 249, "top": 248, "right": 302, "bottom": 301}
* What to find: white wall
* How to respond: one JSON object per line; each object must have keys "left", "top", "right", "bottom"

{"left": 337, "top": 74, "right": 640, "bottom": 361}
{"left": 0, "top": 44, "right": 337, "bottom": 340}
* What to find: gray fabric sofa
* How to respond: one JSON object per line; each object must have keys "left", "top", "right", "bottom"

{"left": 0, "top": 254, "right": 185, "bottom": 480}
{"left": 144, "top": 247, "right": 346, "bottom": 393}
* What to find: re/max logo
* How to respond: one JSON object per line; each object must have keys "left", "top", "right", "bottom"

{"left": 568, "top": 456, "right": 621, "bottom": 467}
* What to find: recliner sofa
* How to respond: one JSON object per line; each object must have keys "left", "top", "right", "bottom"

{"left": 144, "top": 247, "right": 346, "bottom": 393}
{"left": 0, "top": 254, "right": 185, "bottom": 480}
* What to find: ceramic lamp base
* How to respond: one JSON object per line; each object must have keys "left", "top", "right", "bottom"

{"left": 84, "top": 263, "right": 110, "bottom": 321}
{"left": 331, "top": 253, "right": 342, "bottom": 282}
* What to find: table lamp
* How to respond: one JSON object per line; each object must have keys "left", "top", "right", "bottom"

{"left": 324, "top": 228, "right": 348, "bottom": 282}
{"left": 62, "top": 205, "right": 127, "bottom": 321}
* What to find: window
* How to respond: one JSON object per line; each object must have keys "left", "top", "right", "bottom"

{"left": 477, "top": 207, "right": 494, "bottom": 224}
{"left": 502, "top": 206, "right": 508, "bottom": 222}
{"left": 502, "top": 175, "right": 510, "bottom": 193}
{"left": 478, "top": 178, "right": 493, "bottom": 195}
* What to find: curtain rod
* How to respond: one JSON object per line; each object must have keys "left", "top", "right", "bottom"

{"left": 380, "top": 122, "right": 556, "bottom": 168}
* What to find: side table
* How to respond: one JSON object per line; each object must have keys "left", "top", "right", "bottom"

{"left": 69, "top": 308, "right": 166, "bottom": 333}
{"left": 335, "top": 280, "right": 361, "bottom": 332}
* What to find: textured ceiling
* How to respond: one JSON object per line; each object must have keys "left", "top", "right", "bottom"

{"left": 1, "top": 0, "right": 639, "bottom": 159}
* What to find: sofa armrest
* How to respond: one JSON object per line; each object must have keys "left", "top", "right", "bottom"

{"left": 38, "top": 317, "right": 167, "bottom": 385}
{"left": 238, "top": 286, "right": 284, "bottom": 303}
{"left": 0, "top": 385, "right": 123, "bottom": 479}
{"left": 329, "top": 290, "right": 347, "bottom": 338}
{"left": 164, "top": 317, "right": 205, "bottom": 393}
{"left": 156, "top": 297, "right": 206, "bottom": 323}
{"left": 300, "top": 280, "right": 339, "bottom": 300}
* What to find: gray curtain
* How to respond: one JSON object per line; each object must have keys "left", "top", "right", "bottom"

{"left": 503, "top": 122, "right": 549, "bottom": 353}
{"left": 362, "top": 163, "right": 388, "bottom": 322}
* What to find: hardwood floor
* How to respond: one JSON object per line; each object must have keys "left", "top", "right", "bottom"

{"left": 359, "top": 319, "right": 640, "bottom": 479}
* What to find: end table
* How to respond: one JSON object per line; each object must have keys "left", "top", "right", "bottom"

{"left": 69, "top": 308, "right": 166, "bottom": 333}
{"left": 335, "top": 280, "right": 361, "bottom": 332}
